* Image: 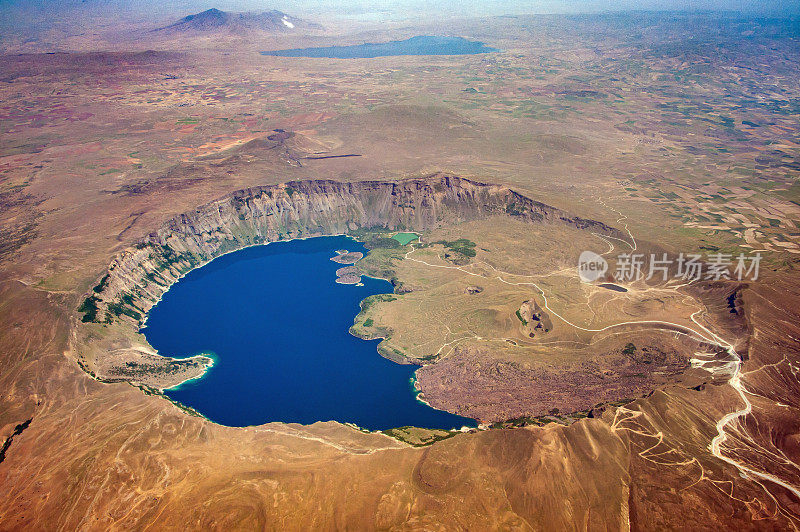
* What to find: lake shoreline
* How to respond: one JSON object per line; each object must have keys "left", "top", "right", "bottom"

{"left": 145, "top": 235, "right": 477, "bottom": 432}
{"left": 261, "top": 35, "right": 499, "bottom": 59}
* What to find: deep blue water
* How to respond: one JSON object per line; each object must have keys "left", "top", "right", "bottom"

{"left": 143, "top": 235, "right": 476, "bottom": 431}
{"left": 261, "top": 35, "right": 498, "bottom": 58}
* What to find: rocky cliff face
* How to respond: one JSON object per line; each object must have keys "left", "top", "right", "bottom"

{"left": 80, "top": 174, "right": 624, "bottom": 326}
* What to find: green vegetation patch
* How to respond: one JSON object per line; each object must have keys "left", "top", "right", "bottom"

{"left": 78, "top": 296, "right": 101, "bottom": 323}
{"left": 92, "top": 274, "right": 110, "bottom": 294}
{"left": 434, "top": 238, "right": 477, "bottom": 258}
{"left": 362, "top": 236, "right": 401, "bottom": 249}
{"left": 106, "top": 299, "right": 142, "bottom": 322}
{"left": 382, "top": 426, "right": 459, "bottom": 447}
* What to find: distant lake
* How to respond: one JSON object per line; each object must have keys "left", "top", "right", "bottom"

{"left": 143, "top": 235, "right": 476, "bottom": 431}
{"left": 261, "top": 35, "right": 499, "bottom": 58}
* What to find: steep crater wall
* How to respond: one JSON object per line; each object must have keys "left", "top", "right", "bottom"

{"left": 80, "top": 174, "right": 625, "bottom": 327}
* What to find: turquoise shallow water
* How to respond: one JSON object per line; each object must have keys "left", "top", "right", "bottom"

{"left": 143, "top": 235, "right": 477, "bottom": 431}
{"left": 261, "top": 35, "right": 499, "bottom": 58}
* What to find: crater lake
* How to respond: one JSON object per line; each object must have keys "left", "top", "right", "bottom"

{"left": 142, "top": 235, "right": 477, "bottom": 431}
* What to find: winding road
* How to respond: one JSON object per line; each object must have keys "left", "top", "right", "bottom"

{"left": 396, "top": 202, "right": 800, "bottom": 519}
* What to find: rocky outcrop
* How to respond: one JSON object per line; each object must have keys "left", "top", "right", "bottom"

{"left": 80, "top": 174, "right": 625, "bottom": 326}
{"left": 517, "top": 299, "right": 553, "bottom": 338}
{"left": 416, "top": 342, "right": 692, "bottom": 423}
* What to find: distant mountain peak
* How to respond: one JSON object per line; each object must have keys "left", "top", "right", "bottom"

{"left": 157, "top": 8, "right": 320, "bottom": 34}
{"left": 173, "top": 8, "right": 229, "bottom": 28}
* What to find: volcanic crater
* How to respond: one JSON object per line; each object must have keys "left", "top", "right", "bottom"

{"left": 76, "top": 174, "right": 741, "bottom": 427}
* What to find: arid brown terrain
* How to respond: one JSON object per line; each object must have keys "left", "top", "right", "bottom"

{"left": 1, "top": 8, "right": 800, "bottom": 530}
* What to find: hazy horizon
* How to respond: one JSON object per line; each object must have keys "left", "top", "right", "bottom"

{"left": 0, "top": 0, "right": 797, "bottom": 52}
{"left": 1, "top": 0, "right": 798, "bottom": 21}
